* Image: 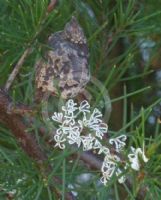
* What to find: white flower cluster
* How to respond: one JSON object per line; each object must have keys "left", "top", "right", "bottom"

{"left": 100, "top": 135, "right": 129, "bottom": 185}
{"left": 51, "top": 99, "right": 108, "bottom": 151}
{"left": 128, "top": 144, "right": 149, "bottom": 171}
{"left": 51, "top": 99, "right": 149, "bottom": 185}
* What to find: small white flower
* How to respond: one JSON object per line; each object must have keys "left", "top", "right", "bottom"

{"left": 62, "top": 99, "right": 78, "bottom": 120}
{"left": 88, "top": 108, "right": 103, "bottom": 125}
{"left": 79, "top": 100, "right": 90, "bottom": 114}
{"left": 67, "top": 128, "right": 82, "bottom": 147}
{"left": 81, "top": 134, "right": 95, "bottom": 151}
{"left": 101, "top": 154, "right": 119, "bottom": 185}
{"left": 128, "top": 144, "right": 149, "bottom": 171}
{"left": 93, "top": 139, "right": 110, "bottom": 154}
{"left": 116, "top": 168, "right": 126, "bottom": 184}
{"left": 86, "top": 118, "right": 108, "bottom": 139}
{"left": 100, "top": 169, "right": 114, "bottom": 185}
{"left": 51, "top": 112, "right": 63, "bottom": 123}
{"left": 62, "top": 99, "right": 78, "bottom": 113}
{"left": 58, "top": 124, "right": 71, "bottom": 135}
{"left": 95, "top": 123, "right": 108, "bottom": 139}
{"left": 92, "top": 139, "right": 102, "bottom": 149}
{"left": 67, "top": 184, "right": 78, "bottom": 197}
{"left": 64, "top": 118, "right": 76, "bottom": 126}
{"left": 54, "top": 133, "right": 66, "bottom": 149}
{"left": 109, "top": 135, "right": 127, "bottom": 152}
{"left": 101, "top": 154, "right": 120, "bottom": 184}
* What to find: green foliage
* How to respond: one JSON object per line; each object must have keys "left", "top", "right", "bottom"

{"left": 0, "top": 0, "right": 161, "bottom": 199}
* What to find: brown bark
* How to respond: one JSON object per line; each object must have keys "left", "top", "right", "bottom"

{"left": 0, "top": 88, "right": 46, "bottom": 161}
{"left": 0, "top": 88, "right": 74, "bottom": 200}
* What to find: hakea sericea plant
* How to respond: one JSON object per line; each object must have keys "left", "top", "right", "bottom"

{"left": 51, "top": 99, "right": 149, "bottom": 185}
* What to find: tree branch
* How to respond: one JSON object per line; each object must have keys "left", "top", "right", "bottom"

{"left": 4, "top": 47, "right": 33, "bottom": 91}
{"left": 0, "top": 88, "right": 75, "bottom": 200}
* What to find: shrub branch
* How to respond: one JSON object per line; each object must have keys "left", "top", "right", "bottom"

{"left": 0, "top": 88, "right": 75, "bottom": 200}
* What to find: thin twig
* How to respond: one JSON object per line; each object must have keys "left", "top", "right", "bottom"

{"left": 5, "top": 47, "right": 32, "bottom": 91}
{"left": 4, "top": 0, "right": 58, "bottom": 92}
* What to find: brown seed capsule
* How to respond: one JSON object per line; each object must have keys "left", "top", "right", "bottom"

{"left": 35, "top": 16, "right": 90, "bottom": 102}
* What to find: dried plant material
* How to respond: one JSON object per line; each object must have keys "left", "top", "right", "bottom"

{"left": 35, "top": 16, "right": 90, "bottom": 101}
